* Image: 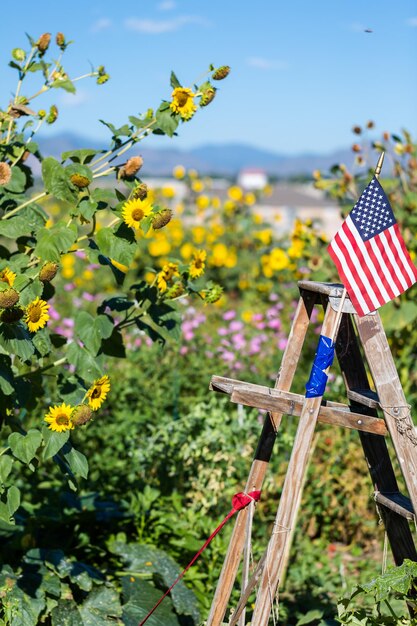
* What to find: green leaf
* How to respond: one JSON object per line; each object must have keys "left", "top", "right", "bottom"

{"left": 42, "top": 426, "right": 70, "bottom": 460}
{"left": 170, "top": 71, "right": 182, "bottom": 89}
{"left": 91, "top": 188, "right": 115, "bottom": 203}
{"left": 95, "top": 228, "right": 135, "bottom": 267}
{"left": 51, "top": 78, "right": 76, "bottom": 93}
{"left": 62, "top": 445, "right": 89, "bottom": 479}
{"left": 62, "top": 149, "right": 100, "bottom": 165}
{"left": 0, "top": 322, "right": 34, "bottom": 360}
{"left": 8, "top": 429, "right": 42, "bottom": 464}
{"left": 79, "top": 585, "right": 122, "bottom": 625}
{"left": 41, "top": 157, "right": 78, "bottom": 204}
{"left": 296, "top": 609, "right": 324, "bottom": 625}
{"left": 78, "top": 199, "right": 99, "bottom": 221}
{"left": 122, "top": 579, "right": 181, "bottom": 626}
{"left": 111, "top": 542, "right": 199, "bottom": 623}
{"left": 4, "top": 166, "right": 27, "bottom": 193}
{"left": 380, "top": 300, "right": 417, "bottom": 332}
{"left": 34, "top": 223, "right": 77, "bottom": 262}
{"left": 75, "top": 311, "right": 114, "bottom": 355}
{"left": 154, "top": 104, "right": 179, "bottom": 138}
{"left": 7, "top": 485, "right": 20, "bottom": 516}
{"left": 0, "top": 216, "right": 32, "bottom": 238}
{"left": 0, "top": 455, "right": 13, "bottom": 485}
{"left": 66, "top": 342, "right": 104, "bottom": 382}
{"left": 0, "top": 354, "right": 15, "bottom": 395}
{"left": 32, "top": 327, "right": 52, "bottom": 356}
{"left": 14, "top": 277, "right": 43, "bottom": 307}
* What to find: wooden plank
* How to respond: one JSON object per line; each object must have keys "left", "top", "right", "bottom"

{"left": 335, "top": 311, "right": 417, "bottom": 566}
{"left": 355, "top": 312, "right": 417, "bottom": 519}
{"left": 206, "top": 289, "right": 317, "bottom": 626}
{"left": 374, "top": 492, "right": 415, "bottom": 521}
{"left": 347, "top": 388, "right": 379, "bottom": 409}
{"left": 230, "top": 388, "right": 387, "bottom": 436}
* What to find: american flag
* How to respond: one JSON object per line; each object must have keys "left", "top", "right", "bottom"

{"left": 328, "top": 176, "right": 417, "bottom": 316}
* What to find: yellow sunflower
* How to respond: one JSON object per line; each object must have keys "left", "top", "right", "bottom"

{"left": 44, "top": 403, "right": 74, "bottom": 432}
{"left": 189, "top": 250, "right": 207, "bottom": 279}
{"left": 25, "top": 297, "right": 50, "bottom": 332}
{"left": 0, "top": 267, "right": 16, "bottom": 287}
{"left": 157, "top": 262, "right": 180, "bottom": 292}
{"left": 170, "top": 87, "right": 197, "bottom": 120}
{"left": 86, "top": 375, "right": 111, "bottom": 411}
{"left": 122, "top": 197, "right": 153, "bottom": 231}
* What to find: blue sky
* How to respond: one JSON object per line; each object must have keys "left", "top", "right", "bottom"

{"left": 1, "top": 0, "right": 416, "bottom": 154}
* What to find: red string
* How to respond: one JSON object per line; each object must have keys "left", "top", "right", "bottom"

{"left": 138, "top": 489, "right": 261, "bottom": 626}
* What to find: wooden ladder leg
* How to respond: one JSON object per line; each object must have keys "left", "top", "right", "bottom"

{"left": 206, "top": 289, "right": 317, "bottom": 626}
{"left": 230, "top": 300, "right": 341, "bottom": 626}
{"left": 335, "top": 312, "right": 417, "bottom": 564}
{"left": 355, "top": 312, "right": 417, "bottom": 515}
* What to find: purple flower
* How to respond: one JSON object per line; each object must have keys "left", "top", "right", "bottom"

{"left": 48, "top": 305, "right": 60, "bottom": 321}
{"left": 278, "top": 338, "right": 288, "bottom": 350}
{"left": 252, "top": 313, "right": 263, "bottom": 322}
{"left": 218, "top": 327, "right": 229, "bottom": 336}
{"left": 223, "top": 310, "right": 236, "bottom": 321}
{"left": 82, "top": 291, "right": 95, "bottom": 302}
{"left": 64, "top": 283, "right": 75, "bottom": 292}
{"left": 229, "top": 320, "right": 244, "bottom": 332}
{"left": 221, "top": 350, "right": 236, "bottom": 363}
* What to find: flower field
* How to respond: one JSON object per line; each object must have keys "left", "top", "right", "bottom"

{"left": 1, "top": 33, "right": 417, "bottom": 626}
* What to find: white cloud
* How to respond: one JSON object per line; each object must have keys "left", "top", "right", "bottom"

{"left": 91, "top": 17, "right": 112, "bottom": 33}
{"left": 59, "top": 90, "right": 90, "bottom": 108}
{"left": 247, "top": 57, "right": 288, "bottom": 71}
{"left": 124, "top": 15, "right": 210, "bottom": 34}
{"left": 406, "top": 17, "right": 417, "bottom": 26}
{"left": 158, "top": 0, "right": 176, "bottom": 10}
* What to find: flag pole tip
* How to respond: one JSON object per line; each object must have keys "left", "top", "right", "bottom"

{"left": 375, "top": 152, "right": 385, "bottom": 179}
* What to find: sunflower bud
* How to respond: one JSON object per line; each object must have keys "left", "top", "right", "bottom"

{"left": 0, "top": 306, "right": 24, "bottom": 324}
{"left": 0, "top": 288, "right": 19, "bottom": 309}
{"left": 12, "top": 48, "right": 26, "bottom": 62}
{"left": 352, "top": 125, "right": 362, "bottom": 135}
{"left": 70, "top": 173, "right": 90, "bottom": 189}
{"left": 37, "top": 33, "right": 51, "bottom": 54}
{"left": 120, "top": 156, "right": 143, "bottom": 179}
{"left": 152, "top": 208, "right": 173, "bottom": 230}
{"left": 165, "top": 282, "right": 185, "bottom": 299}
{"left": 366, "top": 120, "right": 375, "bottom": 129}
{"left": 39, "top": 262, "right": 59, "bottom": 283}
{"left": 96, "top": 66, "right": 110, "bottom": 85}
{"left": 352, "top": 143, "right": 361, "bottom": 153}
{"left": 200, "top": 283, "right": 223, "bottom": 304}
{"left": 200, "top": 87, "right": 216, "bottom": 107}
{"left": 132, "top": 183, "right": 148, "bottom": 200}
{"left": 46, "top": 105, "right": 58, "bottom": 125}
{"left": 71, "top": 404, "right": 93, "bottom": 426}
{"left": 0, "top": 162, "right": 12, "bottom": 186}
{"left": 38, "top": 109, "right": 46, "bottom": 119}
{"left": 56, "top": 32, "right": 66, "bottom": 49}
{"left": 212, "top": 66, "right": 230, "bottom": 80}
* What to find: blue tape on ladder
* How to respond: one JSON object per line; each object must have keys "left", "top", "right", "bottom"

{"left": 305, "top": 335, "right": 335, "bottom": 398}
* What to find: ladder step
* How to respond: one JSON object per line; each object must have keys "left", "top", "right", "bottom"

{"left": 374, "top": 492, "right": 415, "bottom": 521}
{"left": 347, "top": 388, "right": 379, "bottom": 409}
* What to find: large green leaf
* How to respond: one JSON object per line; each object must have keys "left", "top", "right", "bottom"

{"left": 32, "top": 327, "right": 52, "bottom": 356}
{"left": 66, "top": 342, "right": 104, "bottom": 382}
{"left": 95, "top": 227, "right": 136, "bottom": 266}
{"left": 0, "top": 215, "right": 32, "bottom": 238}
{"left": 0, "top": 354, "right": 15, "bottom": 395}
{"left": 41, "top": 157, "right": 78, "bottom": 203}
{"left": 0, "top": 455, "right": 13, "bottom": 484}
{"left": 42, "top": 426, "right": 70, "bottom": 460}
{"left": 62, "top": 444, "right": 89, "bottom": 479}
{"left": 12, "top": 276, "right": 43, "bottom": 306}
{"left": 74, "top": 311, "right": 114, "bottom": 355}
{"left": 62, "top": 149, "right": 100, "bottom": 164}
{"left": 8, "top": 429, "right": 42, "bottom": 464}
{"left": 111, "top": 542, "right": 199, "bottom": 623}
{"left": 78, "top": 585, "right": 123, "bottom": 625}
{"left": 380, "top": 300, "right": 417, "bottom": 332}
{"left": 154, "top": 103, "right": 179, "bottom": 138}
{"left": 0, "top": 322, "right": 34, "bottom": 360}
{"left": 4, "top": 165, "right": 28, "bottom": 193}
{"left": 122, "top": 578, "right": 180, "bottom": 626}
{"left": 34, "top": 223, "right": 77, "bottom": 262}
{"left": 51, "top": 78, "right": 76, "bottom": 93}
{"left": 7, "top": 485, "right": 20, "bottom": 516}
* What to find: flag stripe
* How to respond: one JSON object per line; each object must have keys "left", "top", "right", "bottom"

{"left": 390, "top": 224, "right": 417, "bottom": 284}
{"left": 379, "top": 230, "right": 409, "bottom": 291}
{"left": 372, "top": 236, "right": 403, "bottom": 297}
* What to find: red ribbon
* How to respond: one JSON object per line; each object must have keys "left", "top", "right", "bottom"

{"left": 138, "top": 490, "right": 261, "bottom": 626}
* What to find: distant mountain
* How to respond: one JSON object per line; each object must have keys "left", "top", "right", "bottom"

{"left": 35, "top": 132, "right": 355, "bottom": 177}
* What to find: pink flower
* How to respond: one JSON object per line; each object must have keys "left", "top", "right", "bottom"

{"left": 223, "top": 310, "right": 236, "bottom": 321}
{"left": 218, "top": 327, "right": 229, "bottom": 336}
{"left": 221, "top": 350, "right": 235, "bottom": 362}
{"left": 180, "top": 346, "right": 188, "bottom": 355}
{"left": 229, "top": 320, "right": 244, "bottom": 332}
{"left": 278, "top": 338, "right": 288, "bottom": 350}
{"left": 82, "top": 291, "right": 95, "bottom": 302}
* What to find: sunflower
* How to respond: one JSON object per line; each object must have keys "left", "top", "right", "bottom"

{"left": 170, "top": 87, "right": 197, "bottom": 121}
{"left": 0, "top": 267, "right": 16, "bottom": 287}
{"left": 189, "top": 250, "right": 207, "bottom": 279}
{"left": 157, "top": 262, "right": 180, "bottom": 292}
{"left": 122, "top": 197, "right": 153, "bottom": 231}
{"left": 25, "top": 297, "right": 50, "bottom": 332}
{"left": 44, "top": 403, "right": 74, "bottom": 432}
{"left": 86, "top": 375, "right": 111, "bottom": 411}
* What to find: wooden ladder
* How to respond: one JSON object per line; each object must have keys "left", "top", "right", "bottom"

{"left": 206, "top": 280, "right": 417, "bottom": 626}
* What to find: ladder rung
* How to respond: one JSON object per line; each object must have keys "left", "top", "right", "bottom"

{"left": 374, "top": 492, "right": 415, "bottom": 521}
{"left": 297, "top": 280, "right": 344, "bottom": 297}
{"left": 347, "top": 388, "right": 379, "bottom": 409}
